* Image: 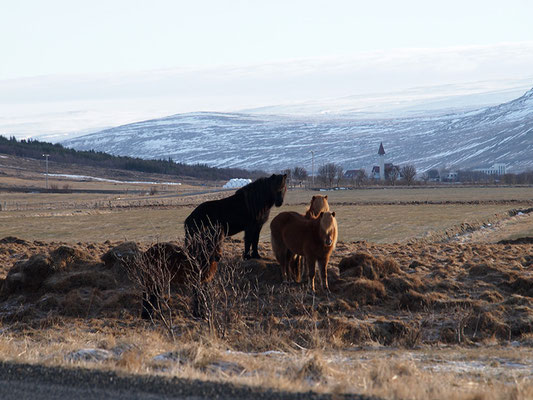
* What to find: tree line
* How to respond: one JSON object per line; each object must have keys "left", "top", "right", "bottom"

{"left": 0, "top": 136, "right": 265, "bottom": 181}
{"left": 283, "top": 162, "right": 418, "bottom": 187}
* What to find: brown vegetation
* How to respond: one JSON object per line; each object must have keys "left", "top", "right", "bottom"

{"left": 2, "top": 236, "right": 533, "bottom": 347}
{"left": 1, "top": 235, "right": 533, "bottom": 397}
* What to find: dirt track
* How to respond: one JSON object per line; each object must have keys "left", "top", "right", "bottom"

{"left": 0, "top": 361, "right": 377, "bottom": 400}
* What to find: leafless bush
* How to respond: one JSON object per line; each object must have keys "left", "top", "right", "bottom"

{"left": 318, "top": 163, "right": 338, "bottom": 187}
{"left": 191, "top": 256, "right": 254, "bottom": 338}
{"left": 126, "top": 244, "right": 179, "bottom": 340}
{"left": 126, "top": 221, "right": 254, "bottom": 340}
{"left": 401, "top": 164, "right": 417, "bottom": 186}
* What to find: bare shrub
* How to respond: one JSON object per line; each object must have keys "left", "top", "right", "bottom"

{"left": 126, "top": 244, "right": 179, "bottom": 340}
{"left": 292, "top": 166, "right": 308, "bottom": 187}
{"left": 401, "top": 164, "right": 417, "bottom": 186}
{"left": 318, "top": 163, "right": 338, "bottom": 187}
{"left": 190, "top": 256, "right": 253, "bottom": 338}
{"left": 126, "top": 223, "right": 254, "bottom": 340}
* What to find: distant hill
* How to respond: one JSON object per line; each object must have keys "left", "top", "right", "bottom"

{"left": 63, "top": 87, "right": 533, "bottom": 172}
{"left": 0, "top": 136, "right": 265, "bottom": 181}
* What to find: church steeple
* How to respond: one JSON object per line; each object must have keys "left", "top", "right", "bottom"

{"left": 378, "top": 142, "right": 385, "bottom": 156}
{"left": 378, "top": 142, "right": 385, "bottom": 181}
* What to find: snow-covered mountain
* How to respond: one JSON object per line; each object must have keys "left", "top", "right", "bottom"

{"left": 62, "top": 87, "right": 533, "bottom": 173}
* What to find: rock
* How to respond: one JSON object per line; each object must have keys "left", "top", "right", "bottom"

{"left": 2, "top": 254, "right": 56, "bottom": 295}
{"left": 66, "top": 349, "right": 114, "bottom": 362}
{"left": 50, "top": 246, "right": 93, "bottom": 269}
{"left": 0, "top": 236, "right": 28, "bottom": 245}
{"left": 101, "top": 242, "right": 140, "bottom": 267}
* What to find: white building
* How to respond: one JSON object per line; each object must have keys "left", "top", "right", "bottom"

{"left": 474, "top": 163, "right": 507, "bottom": 176}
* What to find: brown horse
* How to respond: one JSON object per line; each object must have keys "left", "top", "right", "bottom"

{"left": 288, "top": 195, "right": 330, "bottom": 282}
{"left": 140, "top": 241, "right": 221, "bottom": 320}
{"left": 305, "top": 195, "right": 330, "bottom": 218}
{"left": 271, "top": 211, "right": 338, "bottom": 291}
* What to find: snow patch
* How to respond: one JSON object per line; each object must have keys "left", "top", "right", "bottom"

{"left": 223, "top": 178, "right": 252, "bottom": 188}
{"left": 47, "top": 173, "right": 181, "bottom": 185}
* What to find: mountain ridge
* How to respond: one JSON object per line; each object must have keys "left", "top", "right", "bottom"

{"left": 63, "top": 87, "right": 533, "bottom": 173}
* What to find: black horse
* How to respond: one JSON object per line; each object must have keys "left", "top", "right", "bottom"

{"left": 185, "top": 174, "right": 287, "bottom": 259}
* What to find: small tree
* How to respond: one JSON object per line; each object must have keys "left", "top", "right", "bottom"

{"left": 282, "top": 168, "right": 292, "bottom": 187}
{"left": 355, "top": 169, "right": 367, "bottom": 187}
{"left": 335, "top": 165, "right": 344, "bottom": 187}
{"left": 387, "top": 166, "right": 399, "bottom": 186}
{"left": 292, "top": 166, "right": 308, "bottom": 187}
{"left": 401, "top": 164, "right": 417, "bottom": 186}
{"left": 318, "top": 163, "right": 337, "bottom": 187}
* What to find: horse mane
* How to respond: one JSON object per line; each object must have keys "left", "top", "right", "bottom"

{"left": 236, "top": 176, "right": 277, "bottom": 217}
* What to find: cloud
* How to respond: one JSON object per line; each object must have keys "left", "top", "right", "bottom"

{"left": 1, "top": 42, "right": 533, "bottom": 138}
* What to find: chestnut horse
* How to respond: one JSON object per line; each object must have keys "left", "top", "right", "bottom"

{"left": 287, "top": 195, "right": 330, "bottom": 282}
{"left": 271, "top": 211, "right": 338, "bottom": 291}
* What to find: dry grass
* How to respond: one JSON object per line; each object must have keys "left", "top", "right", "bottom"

{"left": 1, "top": 237, "right": 533, "bottom": 398}
{"left": 2, "top": 176, "right": 533, "bottom": 398}
{"left": 0, "top": 198, "right": 524, "bottom": 243}
{"left": 0, "top": 326, "right": 532, "bottom": 399}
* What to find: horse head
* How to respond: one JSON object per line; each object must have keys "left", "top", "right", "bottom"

{"left": 271, "top": 173, "right": 287, "bottom": 207}
{"left": 319, "top": 211, "right": 337, "bottom": 247}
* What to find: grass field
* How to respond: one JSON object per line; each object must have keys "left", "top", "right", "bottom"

{"left": 2, "top": 172, "right": 533, "bottom": 399}
{"left": 1, "top": 187, "right": 532, "bottom": 243}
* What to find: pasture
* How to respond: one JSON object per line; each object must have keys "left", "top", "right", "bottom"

{"left": 1, "top": 182, "right": 533, "bottom": 399}
{"left": 1, "top": 186, "right": 532, "bottom": 243}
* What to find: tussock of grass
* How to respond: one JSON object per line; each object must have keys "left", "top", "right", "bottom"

{"left": 1, "top": 235, "right": 533, "bottom": 398}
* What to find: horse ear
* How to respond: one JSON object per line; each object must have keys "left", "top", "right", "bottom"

{"left": 325, "top": 195, "right": 328, "bottom": 199}
{"left": 332, "top": 212, "right": 336, "bottom": 218}
{"left": 312, "top": 195, "right": 316, "bottom": 200}
{"left": 318, "top": 211, "right": 324, "bottom": 218}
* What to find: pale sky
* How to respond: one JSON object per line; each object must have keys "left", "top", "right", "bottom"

{"left": 1, "top": 0, "right": 533, "bottom": 138}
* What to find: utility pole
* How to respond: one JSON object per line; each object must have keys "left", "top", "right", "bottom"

{"left": 42, "top": 154, "right": 49, "bottom": 189}
{"left": 309, "top": 150, "right": 315, "bottom": 187}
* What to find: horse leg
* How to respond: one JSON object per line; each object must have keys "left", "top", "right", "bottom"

{"left": 288, "top": 253, "right": 302, "bottom": 283}
{"left": 280, "top": 249, "right": 291, "bottom": 283}
{"left": 307, "top": 258, "right": 317, "bottom": 292}
{"left": 271, "top": 231, "right": 288, "bottom": 282}
{"left": 244, "top": 226, "right": 262, "bottom": 259}
{"left": 243, "top": 228, "right": 252, "bottom": 259}
{"left": 317, "top": 258, "right": 330, "bottom": 292}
